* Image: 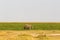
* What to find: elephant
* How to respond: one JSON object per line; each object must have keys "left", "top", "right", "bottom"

{"left": 24, "top": 24, "right": 32, "bottom": 30}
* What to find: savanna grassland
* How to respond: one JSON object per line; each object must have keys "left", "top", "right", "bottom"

{"left": 0, "top": 22, "right": 60, "bottom": 40}
{"left": 0, "top": 30, "right": 60, "bottom": 40}
{"left": 0, "top": 22, "right": 60, "bottom": 30}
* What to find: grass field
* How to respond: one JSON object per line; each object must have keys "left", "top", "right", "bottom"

{"left": 0, "top": 30, "right": 60, "bottom": 40}
{"left": 0, "top": 22, "right": 60, "bottom": 40}
{"left": 0, "top": 22, "right": 60, "bottom": 30}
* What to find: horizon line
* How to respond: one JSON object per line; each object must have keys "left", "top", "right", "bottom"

{"left": 0, "top": 22, "right": 60, "bottom": 23}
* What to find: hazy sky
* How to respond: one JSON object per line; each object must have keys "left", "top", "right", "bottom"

{"left": 0, "top": 0, "right": 60, "bottom": 22}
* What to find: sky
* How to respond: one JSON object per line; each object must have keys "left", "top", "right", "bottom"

{"left": 0, "top": 0, "right": 60, "bottom": 22}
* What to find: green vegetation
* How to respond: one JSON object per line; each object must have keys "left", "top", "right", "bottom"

{"left": 0, "top": 23, "right": 60, "bottom": 30}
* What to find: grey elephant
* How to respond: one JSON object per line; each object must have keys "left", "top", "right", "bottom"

{"left": 24, "top": 24, "right": 32, "bottom": 30}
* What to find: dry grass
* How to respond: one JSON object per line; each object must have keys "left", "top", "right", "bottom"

{"left": 0, "top": 30, "right": 60, "bottom": 40}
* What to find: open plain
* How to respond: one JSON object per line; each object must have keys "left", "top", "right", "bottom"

{"left": 0, "top": 30, "right": 60, "bottom": 40}
{"left": 0, "top": 23, "right": 60, "bottom": 40}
